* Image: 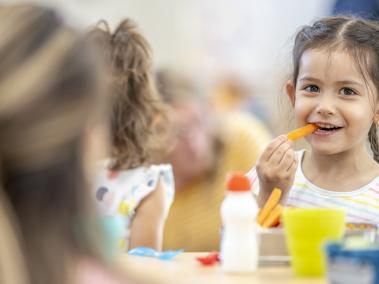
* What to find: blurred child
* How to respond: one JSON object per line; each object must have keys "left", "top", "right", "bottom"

{"left": 0, "top": 4, "right": 135, "bottom": 284}
{"left": 89, "top": 20, "right": 174, "bottom": 251}
{"left": 249, "top": 16, "right": 379, "bottom": 227}
{"left": 157, "top": 70, "right": 271, "bottom": 251}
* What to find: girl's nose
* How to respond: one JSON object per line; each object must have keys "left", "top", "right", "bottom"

{"left": 315, "top": 94, "right": 336, "bottom": 116}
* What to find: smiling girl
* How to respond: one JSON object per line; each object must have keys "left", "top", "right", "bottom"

{"left": 248, "top": 16, "right": 379, "bottom": 226}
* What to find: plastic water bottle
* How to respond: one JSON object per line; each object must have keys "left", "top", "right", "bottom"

{"left": 220, "top": 172, "right": 259, "bottom": 273}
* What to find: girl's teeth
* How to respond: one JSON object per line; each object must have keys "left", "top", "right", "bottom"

{"left": 317, "top": 124, "right": 338, "bottom": 129}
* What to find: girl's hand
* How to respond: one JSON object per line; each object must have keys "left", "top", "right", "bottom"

{"left": 256, "top": 135, "right": 297, "bottom": 207}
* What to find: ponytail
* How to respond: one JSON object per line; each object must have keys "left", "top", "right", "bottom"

{"left": 369, "top": 123, "right": 379, "bottom": 163}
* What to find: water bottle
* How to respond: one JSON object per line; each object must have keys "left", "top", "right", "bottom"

{"left": 220, "top": 172, "right": 259, "bottom": 273}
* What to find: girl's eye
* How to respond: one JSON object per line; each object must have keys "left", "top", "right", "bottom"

{"left": 340, "top": 87, "right": 356, "bottom": 96}
{"left": 304, "top": 85, "right": 319, "bottom": 93}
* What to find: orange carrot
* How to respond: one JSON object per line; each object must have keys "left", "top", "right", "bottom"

{"left": 257, "top": 187, "right": 282, "bottom": 225}
{"left": 287, "top": 124, "right": 318, "bottom": 141}
{"left": 262, "top": 204, "right": 284, "bottom": 228}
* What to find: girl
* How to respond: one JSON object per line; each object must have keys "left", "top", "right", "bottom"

{"left": 249, "top": 16, "right": 379, "bottom": 227}
{"left": 0, "top": 4, "right": 136, "bottom": 284}
{"left": 89, "top": 20, "right": 174, "bottom": 250}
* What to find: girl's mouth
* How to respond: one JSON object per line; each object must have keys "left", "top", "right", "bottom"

{"left": 313, "top": 123, "right": 343, "bottom": 136}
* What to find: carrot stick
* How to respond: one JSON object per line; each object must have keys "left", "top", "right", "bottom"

{"left": 287, "top": 124, "right": 318, "bottom": 141}
{"left": 262, "top": 204, "right": 284, "bottom": 228}
{"left": 257, "top": 187, "right": 282, "bottom": 225}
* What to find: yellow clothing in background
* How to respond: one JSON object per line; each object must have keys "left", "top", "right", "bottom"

{"left": 163, "top": 112, "right": 271, "bottom": 251}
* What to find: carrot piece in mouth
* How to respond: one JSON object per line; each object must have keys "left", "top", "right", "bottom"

{"left": 287, "top": 124, "right": 318, "bottom": 141}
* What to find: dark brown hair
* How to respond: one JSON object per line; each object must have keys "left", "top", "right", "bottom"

{"left": 291, "top": 16, "right": 379, "bottom": 162}
{"left": 88, "top": 20, "right": 168, "bottom": 170}
{"left": 0, "top": 4, "right": 107, "bottom": 284}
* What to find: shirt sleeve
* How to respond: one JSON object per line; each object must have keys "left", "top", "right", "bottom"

{"left": 246, "top": 167, "right": 260, "bottom": 195}
{"left": 151, "top": 164, "right": 175, "bottom": 209}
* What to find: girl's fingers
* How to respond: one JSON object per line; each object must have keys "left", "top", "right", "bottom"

{"left": 279, "top": 148, "right": 295, "bottom": 170}
{"left": 260, "top": 135, "right": 287, "bottom": 162}
{"left": 270, "top": 140, "right": 292, "bottom": 165}
{"left": 286, "top": 157, "right": 298, "bottom": 172}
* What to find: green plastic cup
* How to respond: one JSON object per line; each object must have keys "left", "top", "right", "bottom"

{"left": 282, "top": 208, "right": 345, "bottom": 277}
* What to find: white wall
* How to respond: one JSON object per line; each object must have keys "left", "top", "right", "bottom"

{"left": 4, "top": 0, "right": 335, "bottom": 129}
{"left": 5, "top": 0, "right": 333, "bottom": 76}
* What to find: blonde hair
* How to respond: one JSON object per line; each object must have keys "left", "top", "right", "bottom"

{"left": 0, "top": 4, "right": 107, "bottom": 284}
{"left": 88, "top": 19, "right": 169, "bottom": 170}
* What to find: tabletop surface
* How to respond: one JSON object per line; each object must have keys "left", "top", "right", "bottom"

{"left": 117, "top": 252, "right": 328, "bottom": 284}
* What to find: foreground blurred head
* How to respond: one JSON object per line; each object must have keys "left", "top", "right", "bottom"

{"left": 0, "top": 4, "right": 108, "bottom": 284}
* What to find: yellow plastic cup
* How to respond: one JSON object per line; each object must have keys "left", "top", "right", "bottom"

{"left": 282, "top": 208, "right": 345, "bottom": 277}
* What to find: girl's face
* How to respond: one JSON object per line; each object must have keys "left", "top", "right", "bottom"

{"left": 165, "top": 101, "right": 213, "bottom": 187}
{"left": 287, "top": 48, "right": 379, "bottom": 155}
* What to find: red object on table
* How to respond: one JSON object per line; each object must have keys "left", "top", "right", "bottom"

{"left": 196, "top": 252, "right": 220, "bottom": 266}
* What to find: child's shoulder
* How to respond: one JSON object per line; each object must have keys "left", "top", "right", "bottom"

{"left": 97, "top": 162, "right": 172, "bottom": 184}
{"left": 131, "top": 164, "right": 173, "bottom": 185}
{"left": 148, "top": 163, "right": 173, "bottom": 174}
{"left": 94, "top": 163, "right": 174, "bottom": 216}
{"left": 96, "top": 162, "right": 174, "bottom": 200}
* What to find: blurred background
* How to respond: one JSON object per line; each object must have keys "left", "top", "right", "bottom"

{"left": 6, "top": 0, "right": 339, "bottom": 133}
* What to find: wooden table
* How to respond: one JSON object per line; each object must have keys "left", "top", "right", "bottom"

{"left": 117, "top": 253, "right": 327, "bottom": 284}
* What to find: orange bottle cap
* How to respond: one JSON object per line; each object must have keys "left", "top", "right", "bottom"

{"left": 226, "top": 172, "right": 251, "bottom": 192}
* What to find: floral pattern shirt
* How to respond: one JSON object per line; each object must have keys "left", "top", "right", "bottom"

{"left": 94, "top": 163, "right": 174, "bottom": 250}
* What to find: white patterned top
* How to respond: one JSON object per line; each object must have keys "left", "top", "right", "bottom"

{"left": 94, "top": 162, "right": 174, "bottom": 250}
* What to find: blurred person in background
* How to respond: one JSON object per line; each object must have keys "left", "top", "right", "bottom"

{"left": 209, "top": 75, "right": 269, "bottom": 125}
{"left": 157, "top": 69, "right": 272, "bottom": 251}
{"left": 0, "top": 4, "right": 140, "bottom": 284}
{"left": 88, "top": 19, "right": 174, "bottom": 251}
